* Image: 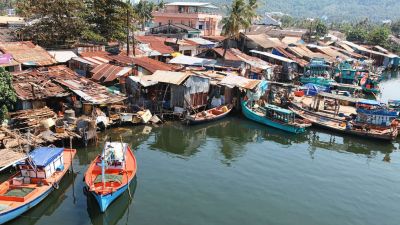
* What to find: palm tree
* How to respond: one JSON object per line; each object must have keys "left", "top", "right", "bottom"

{"left": 134, "top": 0, "right": 154, "bottom": 31}
{"left": 221, "top": 0, "right": 251, "bottom": 59}
{"left": 241, "top": 0, "right": 259, "bottom": 51}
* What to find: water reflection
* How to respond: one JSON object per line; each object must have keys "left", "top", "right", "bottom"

{"left": 86, "top": 177, "right": 137, "bottom": 225}
{"left": 379, "top": 71, "right": 400, "bottom": 102}
{"left": 96, "top": 116, "right": 399, "bottom": 163}
{"left": 7, "top": 172, "right": 77, "bottom": 225}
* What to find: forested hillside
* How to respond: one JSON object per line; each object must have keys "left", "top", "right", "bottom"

{"left": 179, "top": 0, "right": 400, "bottom": 22}
{"left": 264, "top": 0, "right": 399, "bottom": 22}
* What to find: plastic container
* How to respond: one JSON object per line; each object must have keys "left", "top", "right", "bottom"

{"left": 294, "top": 90, "right": 305, "bottom": 97}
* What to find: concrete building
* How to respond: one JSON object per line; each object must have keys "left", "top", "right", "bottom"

{"left": 152, "top": 2, "right": 222, "bottom": 36}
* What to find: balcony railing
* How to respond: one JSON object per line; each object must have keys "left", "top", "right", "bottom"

{"left": 153, "top": 9, "right": 221, "bottom": 16}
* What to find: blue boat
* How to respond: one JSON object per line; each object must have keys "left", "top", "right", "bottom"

{"left": 241, "top": 100, "right": 311, "bottom": 134}
{"left": 85, "top": 142, "right": 137, "bottom": 212}
{"left": 0, "top": 147, "right": 76, "bottom": 224}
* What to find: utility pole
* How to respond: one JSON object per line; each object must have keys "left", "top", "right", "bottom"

{"left": 126, "top": 6, "right": 130, "bottom": 56}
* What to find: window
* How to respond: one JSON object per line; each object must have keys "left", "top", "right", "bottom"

{"left": 198, "top": 24, "right": 203, "bottom": 30}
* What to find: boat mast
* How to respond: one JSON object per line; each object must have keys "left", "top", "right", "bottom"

{"left": 101, "top": 145, "right": 106, "bottom": 189}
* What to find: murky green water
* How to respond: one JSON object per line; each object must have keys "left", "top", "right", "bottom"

{"left": 2, "top": 116, "right": 400, "bottom": 225}
{"left": 2, "top": 71, "right": 400, "bottom": 225}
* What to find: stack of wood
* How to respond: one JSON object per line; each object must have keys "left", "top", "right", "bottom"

{"left": 9, "top": 107, "right": 57, "bottom": 130}
{"left": 0, "top": 127, "right": 28, "bottom": 149}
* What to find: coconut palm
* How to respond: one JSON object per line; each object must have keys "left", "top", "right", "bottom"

{"left": 134, "top": 0, "right": 154, "bottom": 31}
{"left": 241, "top": 0, "right": 259, "bottom": 51}
{"left": 221, "top": 0, "right": 250, "bottom": 59}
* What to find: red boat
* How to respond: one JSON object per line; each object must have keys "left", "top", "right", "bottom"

{"left": 84, "top": 142, "right": 137, "bottom": 212}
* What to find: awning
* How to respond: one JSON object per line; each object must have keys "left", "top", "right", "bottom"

{"left": 128, "top": 76, "right": 158, "bottom": 87}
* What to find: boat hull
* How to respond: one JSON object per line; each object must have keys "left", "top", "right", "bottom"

{"left": 289, "top": 103, "right": 396, "bottom": 141}
{"left": 242, "top": 101, "right": 306, "bottom": 134}
{"left": 0, "top": 149, "right": 76, "bottom": 225}
{"left": 0, "top": 186, "right": 53, "bottom": 224}
{"left": 90, "top": 177, "right": 134, "bottom": 213}
{"left": 186, "top": 105, "right": 232, "bottom": 125}
{"left": 84, "top": 143, "right": 137, "bottom": 213}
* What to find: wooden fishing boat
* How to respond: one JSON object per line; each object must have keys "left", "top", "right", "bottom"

{"left": 185, "top": 105, "right": 233, "bottom": 125}
{"left": 289, "top": 103, "right": 398, "bottom": 141}
{"left": 0, "top": 147, "right": 76, "bottom": 224}
{"left": 85, "top": 142, "right": 137, "bottom": 212}
{"left": 242, "top": 100, "right": 311, "bottom": 134}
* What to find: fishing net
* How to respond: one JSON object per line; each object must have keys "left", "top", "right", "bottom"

{"left": 2, "top": 187, "right": 35, "bottom": 197}
{"left": 94, "top": 174, "right": 123, "bottom": 184}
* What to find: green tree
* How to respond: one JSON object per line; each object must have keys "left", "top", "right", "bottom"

{"left": 134, "top": 0, "right": 154, "bottom": 31}
{"left": 367, "top": 26, "right": 390, "bottom": 46}
{"left": 0, "top": 67, "right": 16, "bottom": 124}
{"left": 280, "top": 15, "right": 295, "bottom": 28}
{"left": 391, "top": 20, "right": 400, "bottom": 35}
{"left": 241, "top": 0, "right": 259, "bottom": 51}
{"left": 17, "top": 0, "right": 86, "bottom": 47}
{"left": 221, "top": 0, "right": 250, "bottom": 59}
{"left": 315, "top": 20, "right": 328, "bottom": 37}
{"left": 84, "top": 0, "right": 133, "bottom": 42}
{"left": 345, "top": 26, "right": 368, "bottom": 43}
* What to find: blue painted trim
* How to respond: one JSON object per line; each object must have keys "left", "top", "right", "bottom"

{"left": 0, "top": 186, "right": 53, "bottom": 224}
{"left": 88, "top": 178, "right": 133, "bottom": 213}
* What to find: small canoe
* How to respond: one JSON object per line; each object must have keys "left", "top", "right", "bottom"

{"left": 84, "top": 142, "right": 137, "bottom": 212}
{"left": 242, "top": 100, "right": 311, "bottom": 134}
{"left": 289, "top": 103, "right": 398, "bottom": 141}
{"left": 0, "top": 147, "right": 76, "bottom": 224}
{"left": 185, "top": 105, "right": 233, "bottom": 125}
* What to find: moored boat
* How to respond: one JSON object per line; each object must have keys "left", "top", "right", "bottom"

{"left": 242, "top": 100, "right": 311, "bottom": 134}
{"left": 0, "top": 147, "right": 76, "bottom": 224}
{"left": 84, "top": 142, "right": 137, "bottom": 212}
{"left": 289, "top": 103, "right": 398, "bottom": 141}
{"left": 185, "top": 105, "right": 233, "bottom": 125}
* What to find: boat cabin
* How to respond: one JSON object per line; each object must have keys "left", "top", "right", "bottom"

{"left": 17, "top": 147, "right": 64, "bottom": 183}
{"left": 262, "top": 104, "right": 296, "bottom": 124}
{"left": 356, "top": 100, "right": 399, "bottom": 126}
{"left": 0, "top": 147, "right": 64, "bottom": 201}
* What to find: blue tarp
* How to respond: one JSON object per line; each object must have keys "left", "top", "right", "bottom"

{"left": 301, "top": 83, "right": 329, "bottom": 96}
{"left": 357, "top": 109, "right": 399, "bottom": 117}
{"left": 357, "top": 99, "right": 381, "bottom": 106}
{"left": 29, "top": 147, "right": 64, "bottom": 167}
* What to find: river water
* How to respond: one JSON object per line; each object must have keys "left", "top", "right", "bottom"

{"left": 3, "top": 72, "right": 400, "bottom": 225}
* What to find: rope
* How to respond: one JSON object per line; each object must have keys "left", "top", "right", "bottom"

{"left": 120, "top": 136, "right": 132, "bottom": 200}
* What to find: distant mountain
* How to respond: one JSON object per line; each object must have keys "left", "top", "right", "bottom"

{"left": 173, "top": 0, "right": 400, "bottom": 22}
{"left": 263, "top": 0, "right": 400, "bottom": 22}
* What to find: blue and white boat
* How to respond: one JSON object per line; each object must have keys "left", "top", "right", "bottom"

{"left": 242, "top": 100, "right": 311, "bottom": 134}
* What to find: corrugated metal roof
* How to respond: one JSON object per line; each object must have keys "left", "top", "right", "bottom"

{"left": 245, "top": 34, "right": 286, "bottom": 49}
{"left": 0, "top": 41, "right": 56, "bottom": 66}
{"left": 128, "top": 76, "right": 159, "bottom": 87}
{"left": 185, "top": 37, "right": 215, "bottom": 46}
{"left": 219, "top": 75, "right": 261, "bottom": 90}
{"left": 136, "top": 36, "right": 174, "bottom": 55}
{"left": 48, "top": 50, "right": 78, "bottom": 63}
{"left": 144, "top": 70, "right": 191, "bottom": 85}
{"left": 90, "top": 63, "right": 132, "bottom": 82}
{"left": 12, "top": 68, "right": 70, "bottom": 100}
{"left": 132, "top": 57, "right": 176, "bottom": 73}
{"left": 168, "top": 55, "right": 216, "bottom": 66}
{"left": 250, "top": 50, "right": 294, "bottom": 63}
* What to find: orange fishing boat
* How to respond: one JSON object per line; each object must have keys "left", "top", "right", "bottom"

{"left": 84, "top": 142, "right": 137, "bottom": 212}
{"left": 0, "top": 147, "right": 76, "bottom": 224}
